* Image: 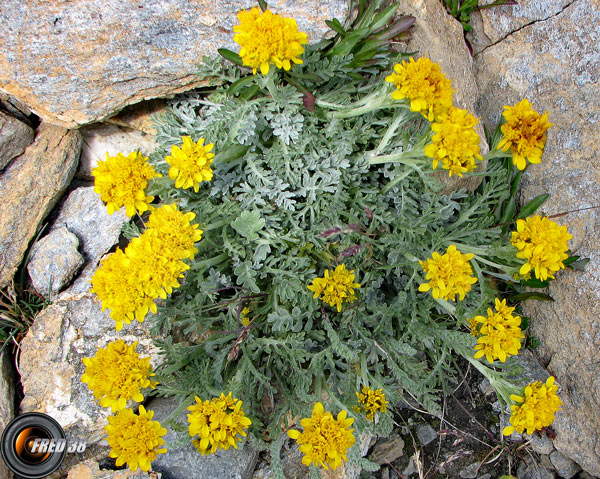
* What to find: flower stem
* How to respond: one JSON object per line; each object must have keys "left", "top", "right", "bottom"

{"left": 483, "top": 148, "right": 512, "bottom": 162}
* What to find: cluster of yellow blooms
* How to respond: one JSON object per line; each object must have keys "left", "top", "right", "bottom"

{"left": 106, "top": 406, "right": 167, "bottom": 472}
{"left": 307, "top": 264, "right": 361, "bottom": 312}
{"left": 81, "top": 340, "right": 157, "bottom": 412}
{"left": 354, "top": 386, "right": 389, "bottom": 421}
{"left": 91, "top": 203, "right": 203, "bottom": 331}
{"left": 83, "top": 6, "right": 570, "bottom": 472}
{"left": 511, "top": 215, "right": 572, "bottom": 281}
{"left": 471, "top": 298, "right": 524, "bottom": 364}
{"left": 165, "top": 136, "right": 215, "bottom": 192}
{"left": 93, "top": 151, "right": 161, "bottom": 217}
{"left": 288, "top": 402, "right": 356, "bottom": 470}
{"left": 234, "top": 6, "right": 308, "bottom": 75}
{"left": 503, "top": 376, "right": 562, "bottom": 436}
{"left": 187, "top": 392, "right": 252, "bottom": 454}
{"left": 418, "top": 244, "right": 478, "bottom": 302}
{"left": 498, "top": 99, "right": 553, "bottom": 170}
{"left": 386, "top": 57, "right": 483, "bottom": 177}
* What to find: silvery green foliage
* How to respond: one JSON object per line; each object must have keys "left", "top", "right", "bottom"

{"left": 148, "top": 46, "right": 516, "bottom": 457}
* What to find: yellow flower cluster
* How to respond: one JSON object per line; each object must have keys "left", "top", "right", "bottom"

{"left": 81, "top": 340, "right": 157, "bottom": 412}
{"left": 385, "top": 57, "right": 484, "bottom": 176}
{"left": 241, "top": 306, "right": 251, "bottom": 327}
{"left": 92, "top": 151, "right": 161, "bottom": 217}
{"left": 503, "top": 376, "right": 562, "bottom": 436}
{"left": 288, "top": 402, "right": 355, "bottom": 470}
{"left": 498, "top": 99, "right": 552, "bottom": 170}
{"left": 234, "top": 7, "right": 308, "bottom": 75}
{"left": 91, "top": 204, "right": 203, "bottom": 330}
{"left": 165, "top": 136, "right": 215, "bottom": 192}
{"left": 471, "top": 298, "right": 524, "bottom": 364}
{"left": 385, "top": 57, "right": 453, "bottom": 121}
{"left": 106, "top": 406, "right": 167, "bottom": 472}
{"left": 418, "top": 245, "right": 477, "bottom": 302}
{"left": 511, "top": 215, "right": 572, "bottom": 281}
{"left": 307, "top": 264, "right": 361, "bottom": 312}
{"left": 424, "top": 106, "right": 484, "bottom": 177}
{"left": 355, "top": 386, "right": 388, "bottom": 421}
{"left": 187, "top": 392, "right": 252, "bottom": 455}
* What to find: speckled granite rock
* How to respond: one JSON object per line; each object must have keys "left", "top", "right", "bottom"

{"left": 473, "top": 0, "right": 600, "bottom": 475}
{"left": 396, "top": 0, "right": 488, "bottom": 192}
{"left": 0, "top": 110, "right": 34, "bottom": 171}
{"left": 0, "top": 0, "right": 347, "bottom": 128}
{"left": 27, "top": 226, "right": 84, "bottom": 298}
{"left": 0, "top": 124, "right": 81, "bottom": 288}
{"left": 19, "top": 293, "right": 163, "bottom": 445}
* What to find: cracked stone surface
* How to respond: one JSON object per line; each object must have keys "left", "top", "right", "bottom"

{"left": 50, "top": 185, "right": 129, "bottom": 297}
{"left": 473, "top": 0, "right": 600, "bottom": 475}
{"left": 0, "top": 109, "right": 34, "bottom": 171}
{"left": 0, "top": 0, "right": 347, "bottom": 128}
{"left": 0, "top": 123, "right": 81, "bottom": 288}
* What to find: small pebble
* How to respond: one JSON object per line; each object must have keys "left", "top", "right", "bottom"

{"left": 458, "top": 462, "right": 480, "bottom": 479}
{"left": 550, "top": 450, "right": 581, "bottom": 479}
{"left": 416, "top": 424, "right": 437, "bottom": 446}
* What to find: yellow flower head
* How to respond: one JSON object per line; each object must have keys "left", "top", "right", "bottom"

{"left": 81, "top": 340, "right": 157, "bottom": 412}
{"left": 165, "top": 136, "right": 215, "bottom": 192}
{"left": 424, "top": 106, "right": 484, "bottom": 177}
{"left": 503, "top": 376, "right": 562, "bottom": 436}
{"left": 106, "top": 406, "right": 167, "bottom": 472}
{"left": 307, "top": 264, "right": 361, "bottom": 312}
{"left": 146, "top": 203, "right": 204, "bottom": 260}
{"left": 511, "top": 215, "right": 572, "bottom": 281}
{"left": 92, "top": 151, "right": 161, "bottom": 217}
{"left": 187, "top": 392, "right": 252, "bottom": 455}
{"left": 90, "top": 247, "right": 159, "bottom": 331}
{"left": 498, "top": 98, "right": 552, "bottom": 170}
{"left": 356, "top": 386, "right": 388, "bottom": 421}
{"left": 385, "top": 57, "right": 453, "bottom": 121}
{"left": 288, "top": 402, "right": 355, "bottom": 470}
{"left": 418, "top": 245, "right": 477, "bottom": 301}
{"left": 472, "top": 298, "right": 524, "bottom": 364}
{"left": 233, "top": 7, "right": 308, "bottom": 75}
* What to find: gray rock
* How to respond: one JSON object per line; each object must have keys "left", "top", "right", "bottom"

{"left": 19, "top": 292, "right": 163, "bottom": 444}
{"left": 458, "top": 462, "right": 480, "bottom": 479}
{"left": 51, "top": 186, "right": 129, "bottom": 296}
{"left": 0, "top": 110, "right": 34, "bottom": 170}
{"left": 369, "top": 434, "right": 405, "bottom": 465}
{"left": 416, "top": 424, "right": 437, "bottom": 446}
{"left": 148, "top": 396, "right": 258, "bottom": 479}
{"left": 27, "top": 226, "right": 84, "bottom": 298}
{"left": 0, "top": 124, "right": 81, "bottom": 288}
{"left": 473, "top": 0, "right": 600, "bottom": 474}
{"left": 252, "top": 443, "right": 307, "bottom": 479}
{"left": 528, "top": 433, "right": 555, "bottom": 456}
{"left": 478, "top": 475, "right": 491, "bottom": 479}
{"left": 0, "top": 351, "right": 15, "bottom": 479}
{"left": 517, "top": 459, "right": 556, "bottom": 479}
{"left": 0, "top": 0, "right": 347, "bottom": 128}
{"left": 479, "top": 378, "right": 494, "bottom": 397}
{"left": 550, "top": 451, "right": 581, "bottom": 479}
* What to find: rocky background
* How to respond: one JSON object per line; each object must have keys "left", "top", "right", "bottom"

{"left": 0, "top": 0, "right": 599, "bottom": 478}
